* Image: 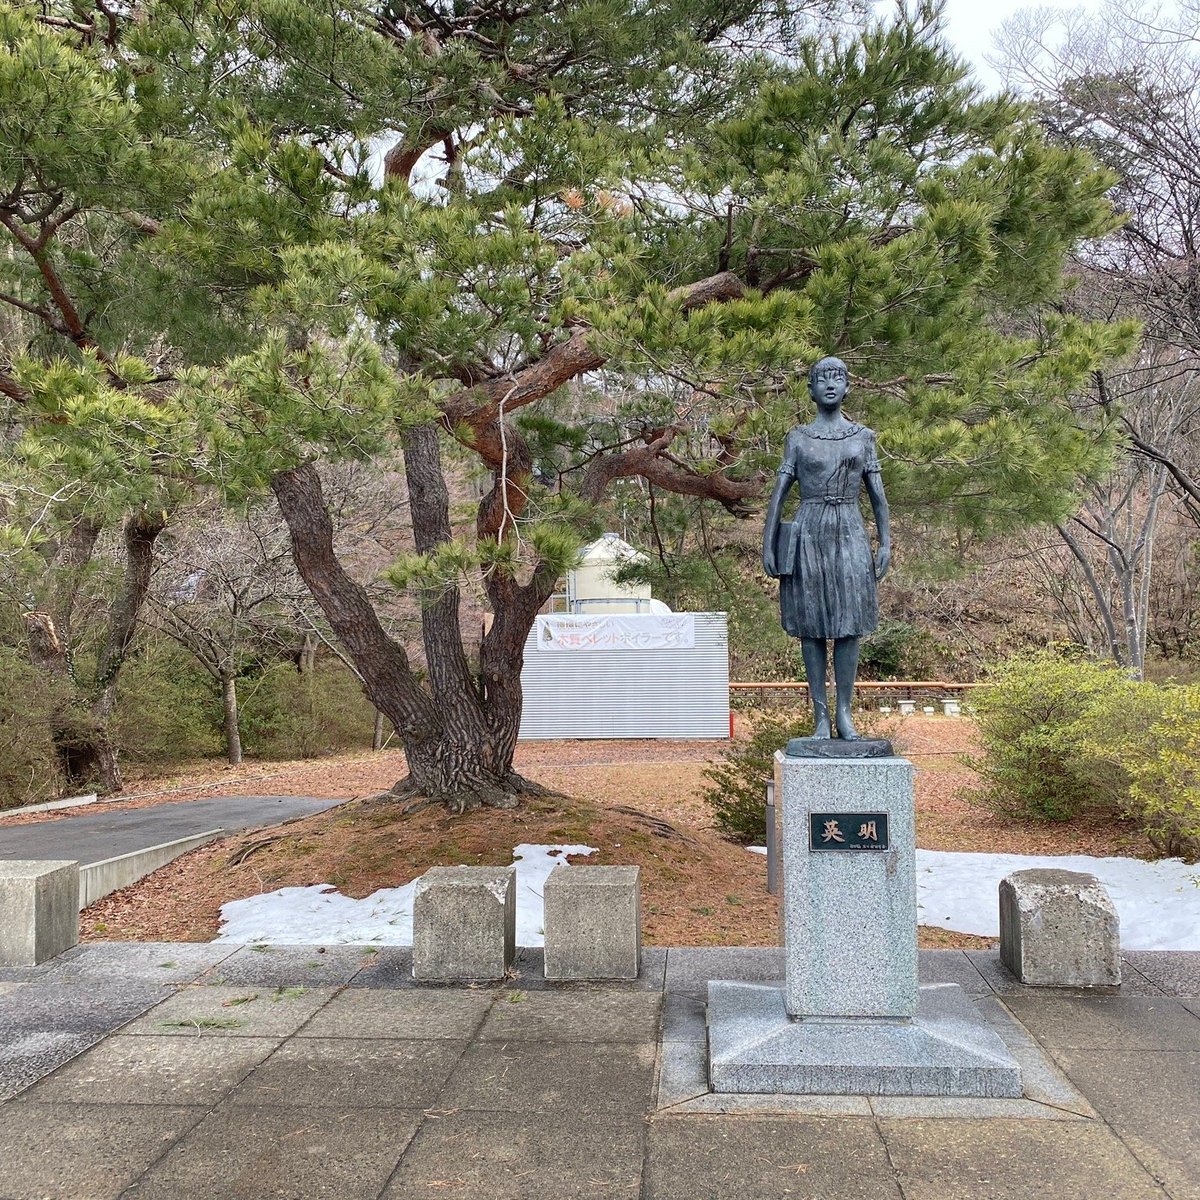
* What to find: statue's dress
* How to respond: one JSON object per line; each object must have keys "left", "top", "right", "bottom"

{"left": 775, "top": 422, "right": 881, "bottom": 640}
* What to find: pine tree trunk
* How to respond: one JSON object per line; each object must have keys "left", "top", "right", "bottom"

{"left": 271, "top": 456, "right": 544, "bottom": 810}
{"left": 221, "top": 672, "right": 244, "bottom": 765}
{"left": 22, "top": 612, "right": 115, "bottom": 791}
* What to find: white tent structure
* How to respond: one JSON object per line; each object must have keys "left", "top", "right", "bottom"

{"left": 565, "top": 533, "right": 669, "bottom": 615}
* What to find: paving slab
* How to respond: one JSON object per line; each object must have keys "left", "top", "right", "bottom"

{"left": 0, "top": 981, "right": 25, "bottom": 997}
{"left": 381, "top": 1109, "right": 645, "bottom": 1199}
{"left": 437, "top": 1039, "right": 657, "bottom": 1115}
{"left": 918, "top": 949, "right": 991, "bottom": 994}
{"left": 205, "top": 944, "right": 375, "bottom": 987}
{"left": 477, "top": 989, "right": 662, "bottom": 1043}
{"left": 668, "top": 1092, "right": 875, "bottom": 1116}
{"left": 0, "top": 1029, "right": 102, "bottom": 1102}
{"left": 966, "top": 950, "right": 1164, "bottom": 997}
{"left": 297, "top": 987, "right": 491, "bottom": 1040}
{"left": 123, "top": 985, "right": 336, "bottom": 1038}
{"left": 346, "top": 946, "right": 414, "bottom": 988}
{"left": 660, "top": 991, "right": 707, "bottom": 1044}
{"left": 644, "top": 1114, "right": 901, "bottom": 1200}
{"left": 1123, "top": 951, "right": 1200, "bottom": 997}
{"left": 126, "top": 1102, "right": 423, "bottom": 1199}
{"left": 1004, "top": 994, "right": 1200, "bottom": 1051}
{"left": 0, "top": 976, "right": 171, "bottom": 1036}
{"left": 229, "top": 1036, "right": 465, "bottom": 1109}
{"left": 976, "top": 997, "right": 1096, "bottom": 1116}
{"left": 52, "top": 941, "right": 237, "bottom": 983}
{"left": 878, "top": 1117, "right": 1169, "bottom": 1199}
{"left": 664, "top": 946, "right": 783, "bottom": 998}
{"left": 504, "top": 945, "right": 668, "bottom": 991}
{"left": 23, "top": 1033, "right": 279, "bottom": 1106}
{"left": 656, "top": 1039, "right": 710, "bottom": 1109}
{"left": 1054, "top": 1050, "right": 1200, "bottom": 1200}
{"left": 0, "top": 961, "right": 59, "bottom": 983}
{"left": 0, "top": 1101, "right": 205, "bottom": 1200}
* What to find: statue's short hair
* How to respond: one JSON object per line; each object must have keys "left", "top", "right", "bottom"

{"left": 808, "top": 356, "right": 848, "bottom": 387}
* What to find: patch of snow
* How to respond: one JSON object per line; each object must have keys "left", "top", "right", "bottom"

{"left": 916, "top": 849, "right": 1200, "bottom": 951}
{"left": 215, "top": 843, "right": 596, "bottom": 947}
{"left": 748, "top": 843, "right": 1200, "bottom": 950}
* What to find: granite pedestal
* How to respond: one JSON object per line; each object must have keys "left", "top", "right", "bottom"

{"left": 707, "top": 752, "right": 1022, "bottom": 1097}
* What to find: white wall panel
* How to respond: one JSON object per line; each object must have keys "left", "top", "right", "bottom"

{"left": 518, "top": 612, "right": 729, "bottom": 739}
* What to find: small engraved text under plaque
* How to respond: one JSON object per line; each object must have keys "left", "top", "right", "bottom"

{"left": 809, "top": 812, "right": 890, "bottom": 851}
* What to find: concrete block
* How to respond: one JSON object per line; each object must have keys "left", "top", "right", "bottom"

{"left": 412, "top": 866, "right": 515, "bottom": 982}
{"left": 543, "top": 865, "right": 641, "bottom": 980}
{"left": 897, "top": 700, "right": 915, "bottom": 716}
{"left": 0, "top": 861, "right": 79, "bottom": 967}
{"left": 776, "top": 754, "right": 917, "bottom": 1019}
{"left": 999, "top": 869, "right": 1121, "bottom": 987}
{"left": 942, "top": 699, "right": 961, "bottom": 717}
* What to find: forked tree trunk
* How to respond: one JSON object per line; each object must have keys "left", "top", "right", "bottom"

{"left": 23, "top": 510, "right": 167, "bottom": 795}
{"left": 23, "top": 611, "right": 118, "bottom": 792}
{"left": 271, "top": 451, "right": 550, "bottom": 811}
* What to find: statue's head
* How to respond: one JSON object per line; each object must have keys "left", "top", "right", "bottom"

{"left": 808, "top": 356, "right": 848, "bottom": 409}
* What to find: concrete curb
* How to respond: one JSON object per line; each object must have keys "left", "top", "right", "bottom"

{"left": 78, "top": 828, "right": 225, "bottom": 910}
{"left": 2, "top": 794, "right": 98, "bottom": 819}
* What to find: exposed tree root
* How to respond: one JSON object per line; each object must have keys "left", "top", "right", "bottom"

{"left": 609, "top": 805, "right": 697, "bottom": 843}
{"left": 371, "top": 770, "right": 567, "bottom": 817}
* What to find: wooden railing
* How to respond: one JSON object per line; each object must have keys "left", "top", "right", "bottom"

{"left": 731, "top": 680, "right": 983, "bottom": 704}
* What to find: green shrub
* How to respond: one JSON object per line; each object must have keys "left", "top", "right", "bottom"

{"left": 1121, "top": 685, "right": 1200, "bottom": 860}
{"left": 704, "top": 710, "right": 811, "bottom": 843}
{"left": 238, "top": 659, "right": 375, "bottom": 759}
{"left": 968, "top": 649, "right": 1146, "bottom": 822}
{"left": 0, "top": 646, "right": 65, "bottom": 809}
{"left": 110, "top": 641, "right": 223, "bottom": 765}
{"left": 859, "top": 620, "right": 922, "bottom": 679}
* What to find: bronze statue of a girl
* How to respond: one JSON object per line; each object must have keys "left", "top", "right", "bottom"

{"left": 762, "top": 357, "right": 891, "bottom": 743}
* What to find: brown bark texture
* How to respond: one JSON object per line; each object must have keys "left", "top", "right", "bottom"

{"left": 22, "top": 511, "right": 167, "bottom": 794}
{"left": 270, "top": 273, "right": 761, "bottom": 810}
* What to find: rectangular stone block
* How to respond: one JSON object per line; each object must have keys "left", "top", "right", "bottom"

{"left": 543, "top": 865, "right": 640, "bottom": 980}
{"left": 0, "top": 860, "right": 80, "bottom": 967}
{"left": 999, "top": 869, "right": 1121, "bottom": 987}
{"left": 776, "top": 754, "right": 917, "bottom": 1019}
{"left": 412, "top": 866, "right": 515, "bottom": 982}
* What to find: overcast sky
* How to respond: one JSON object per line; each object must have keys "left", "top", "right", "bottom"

{"left": 890, "top": 0, "right": 1104, "bottom": 90}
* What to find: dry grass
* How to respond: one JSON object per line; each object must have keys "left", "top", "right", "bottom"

{"left": 73, "top": 717, "right": 1144, "bottom": 950}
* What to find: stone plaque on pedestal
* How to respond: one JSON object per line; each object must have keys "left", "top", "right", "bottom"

{"left": 781, "top": 756, "right": 917, "bottom": 1020}
{"left": 706, "top": 749, "right": 1022, "bottom": 1098}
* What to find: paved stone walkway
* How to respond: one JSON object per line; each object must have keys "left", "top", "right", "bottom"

{"left": 0, "top": 795, "right": 346, "bottom": 864}
{"left": 0, "top": 945, "right": 1196, "bottom": 1199}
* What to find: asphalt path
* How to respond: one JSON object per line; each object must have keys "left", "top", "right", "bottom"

{"left": 0, "top": 795, "right": 346, "bottom": 865}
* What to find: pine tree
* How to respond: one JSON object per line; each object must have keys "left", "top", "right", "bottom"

{"left": 0, "top": 1, "right": 1136, "bottom": 807}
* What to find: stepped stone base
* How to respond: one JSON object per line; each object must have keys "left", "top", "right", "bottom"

{"left": 707, "top": 981, "right": 1022, "bottom": 1098}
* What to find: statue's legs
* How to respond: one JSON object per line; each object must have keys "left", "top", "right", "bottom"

{"left": 833, "top": 636, "right": 861, "bottom": 739}
{"left": 800, "top": 637, "right": 831, "bottom": 738}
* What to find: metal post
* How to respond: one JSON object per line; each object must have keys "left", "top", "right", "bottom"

{"left": 765, "top": 780, "right": 778, "bottom": 895}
